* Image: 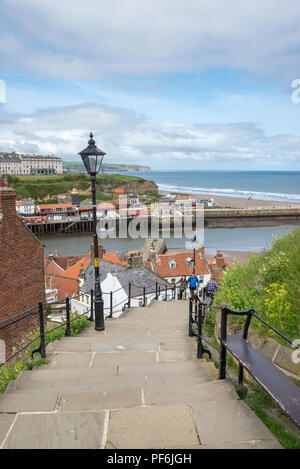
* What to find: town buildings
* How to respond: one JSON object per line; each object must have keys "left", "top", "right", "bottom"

{"left": 0, "top": 152, "right": 63, "bottom": 175}
{"left": 0, "top": 179, "right": 45, "bottom": 358}
{"left": 145, "top": 247, "right": 211, "bottom": 287}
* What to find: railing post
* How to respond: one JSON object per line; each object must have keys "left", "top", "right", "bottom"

{"left": 219, "top": 305, "right": 228, "bottom": 379}
{"left": 90, "top": 289, "right": 94, "bottom": 321}
{"left": 128, "top": 282, "right": 131, "bottom": 309}
{"left": 32, "top": 302, "right": 46, "bottom": 359}
{"left": 189, "top": 298, "right": 193, "bottom": 337}
{"left": 238, "top": 310, "right": 253, "bottom": 385}
{"left": 143, "top": 287, "right": 146, "bottom": 307}
{"left": 65, "top": 296, "right": 71, "bottom": 337}
{"left": 155, "top": 281, "right": 158, "bottom": 300}
{"left": 197, "top": 302, "right": 203, "bottom": 359}
{"left": 110, "top": 291, "right": 113, "bottom": 318}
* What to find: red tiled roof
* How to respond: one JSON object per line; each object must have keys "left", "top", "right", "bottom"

{"left": 44, "top": 259, "right": 65, "bottom": 276}
{"left": 52, "top": 254, "right": 87, "bottom": 271}
{"left": 154, "top": 252, "right": 209, "bottom": 278}
{"left": 46, "top": 275, "right": 79, "bottom": 300}
{"left": 103, "top": 252, "right": 128, "bottom": 266}
{"left": 64, "top": 256, "right": 91, "bottom": 279}
{"left": 37, "top": 204, "right": 73, "bottom": 209}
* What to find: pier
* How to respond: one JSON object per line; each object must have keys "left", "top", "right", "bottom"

{"left": 25, "top": 207, "right": 300, "bottom": 236}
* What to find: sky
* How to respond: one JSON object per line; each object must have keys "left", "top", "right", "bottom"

{"left": 1, "top": 0, "right": 300, "bottom": 170}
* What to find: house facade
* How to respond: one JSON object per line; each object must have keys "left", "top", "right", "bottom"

{"left": 0, "top": 179, "right": 45, "bottom": 358}
{"left": 0, "top": 152, "right": 63, "bottom": 175}
{"left": 146, "top": 248, "right": 211, "bottom": 287}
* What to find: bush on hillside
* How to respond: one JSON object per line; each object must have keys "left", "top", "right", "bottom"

{"left": 215, "top": 227, "right": 300, "bottom": 340}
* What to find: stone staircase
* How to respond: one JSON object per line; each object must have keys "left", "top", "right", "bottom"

{"left": 0, "top": 300, "right": 281, "bottom": 449}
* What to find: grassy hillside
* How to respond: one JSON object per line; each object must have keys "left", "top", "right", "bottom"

{"left": 6, "top": 173, "right": 158, "bottom": 201}
{"left": 215, "top": 226, "right": 300, "bottom": 339}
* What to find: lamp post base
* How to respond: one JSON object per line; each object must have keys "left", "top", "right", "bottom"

{"left": 94, "top": 299, "right": 105, "bottom": 331}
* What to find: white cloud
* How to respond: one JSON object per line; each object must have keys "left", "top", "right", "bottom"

{"left": 0, "top": 103, "right": 299, "bottom": 168}
{"left": 1, "top": 0, "right": 300, "bottom": 81}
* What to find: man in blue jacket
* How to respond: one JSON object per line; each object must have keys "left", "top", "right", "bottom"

{"left": 187, "top": 273, "right": 199, "bottom": 297}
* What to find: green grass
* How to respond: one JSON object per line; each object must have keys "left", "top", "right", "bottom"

{"left": 6, "top": 173, "right": 148, "bottom": 201}
{"left": 0, "top": 313, "right": 90, "bottom": 394}
{"left": 245, "top": 385, "right": 300, "bottom": 449}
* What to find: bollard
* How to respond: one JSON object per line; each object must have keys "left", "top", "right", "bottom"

{"left": 143, "top": 287, "right": 146, "bottom": 307}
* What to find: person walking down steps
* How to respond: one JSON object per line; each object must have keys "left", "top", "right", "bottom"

{"left": 177, "top": 275, "right": 188, "bottom": 300}
{"left": 187, "top": 273, "right": 199, "bottom": 298}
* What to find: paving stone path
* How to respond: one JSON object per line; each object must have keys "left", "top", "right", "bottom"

{"left": 0, "top": 300, "right": 281, "bottom": 449}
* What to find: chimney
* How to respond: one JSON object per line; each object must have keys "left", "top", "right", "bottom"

{"left": 0, "top": 178, "right": 17, "bottom": 229}
{"left": 90, "top": 240, "right": 106, "bottom": 259}
{"left": 216, "top": 250, "right": 225, "bottom": 269}
{"left": 48, "top": 253, "right": 54, "bottom": 263}
{"left": 198, "top": 245, "right": 205, "bottom": 257}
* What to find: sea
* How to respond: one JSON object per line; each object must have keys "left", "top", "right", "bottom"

{"left": 125, "top": 170, "right": 300, "bottom": 203}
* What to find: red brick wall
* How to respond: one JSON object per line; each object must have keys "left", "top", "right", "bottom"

{"left": 0, "top": 182, "right": 45, "bottom": 359}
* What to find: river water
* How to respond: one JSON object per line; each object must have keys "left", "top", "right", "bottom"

{"left": 39, "top": 224, "right": 297, "bottom": 257}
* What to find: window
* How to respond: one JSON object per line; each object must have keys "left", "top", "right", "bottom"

{"left": 186, "top": 257, "right": 194, "bottom": 269}
{"left": 168, "top": 259, "right": 176, "bottom": 269}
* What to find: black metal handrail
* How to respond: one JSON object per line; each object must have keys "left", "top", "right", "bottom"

{"left": 0, "top": 297, "right": 91, "bottom": 368}
{"left": 219, "top": 305, "right": 300, "bottom": 383}
{"left": 0, "top": 280, "right": 177, "bottom": 366}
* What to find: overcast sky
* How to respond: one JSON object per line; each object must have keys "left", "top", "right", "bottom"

{"left": 1, "top": 0, "right": 300, "bottom": 170}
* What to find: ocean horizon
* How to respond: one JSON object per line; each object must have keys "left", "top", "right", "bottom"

{"left": 125, "top": 170, "right": 300, "bottom": 203}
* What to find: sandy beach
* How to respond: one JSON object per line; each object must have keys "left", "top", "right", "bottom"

{"left": 160, "top": 190, "right": 300, "bottom": 210}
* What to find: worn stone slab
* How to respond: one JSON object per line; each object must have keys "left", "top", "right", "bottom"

{"left": 2, "top": 411, "right": 106, "bottom": 449}
{"left": 44, "top": 352, "right": 93, "bottom": 369}
{"left": 106, "top": 405, "right": 199, "bottom": 449}
{"left": 60, "top": 388, "right": 142, "bottom": 411}
{"left": 92, "top": 351, "right": 157, "bottom": 367}
{"left": 48, "top": 338, "right": 92, "bottom": 353}
{"left": 91, "top": 341, "right": 159, "bottom": 352}
{"left": 158, "top": 350, "right": 195, "bottom": 362}
{"left": 144, "top": 380, "right": 238, "bottom": 406}
{"left": 159, "top": 340, "right": 196, "bottom": 351}
{"left": 0, "top": 414, "right": 16, "bottom": 447}
{"left": 0, "top": 391, "right": 58, "bottom": 413}
{"left": 192, "top": 400, "right": 279, "bottom": 447}
{"left": 202, "top": 439, "right": 282, "bottom": 449}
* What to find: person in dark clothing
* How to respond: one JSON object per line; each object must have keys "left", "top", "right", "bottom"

{"left": 177, "top": 275, "right": 187, "bottom": 299}
{"left": 205, "top": 278, "right": 219, "bottom": 299}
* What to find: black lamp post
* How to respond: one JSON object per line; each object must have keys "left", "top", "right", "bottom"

{"left": 79, "top": 133, "right": 106, "bottom": 331}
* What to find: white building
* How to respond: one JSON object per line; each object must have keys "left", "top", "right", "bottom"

{"left": 16, "top": 200, "right": 35, "bottom": 216}
{"left": 71, "top": 264, "right": 170, "bottom": 317}
{"left": 0, "top": 152, "right": 63, "bottom": 175}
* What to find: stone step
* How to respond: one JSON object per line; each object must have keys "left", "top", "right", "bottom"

{"left": 16, "top": 359, "right": 217, "bottom": 383}
{"left": 13, "top": 370, "right": 214, "bottom": 393}
{"left": 143, "top": 379, "right": 239, "bottom": 406}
